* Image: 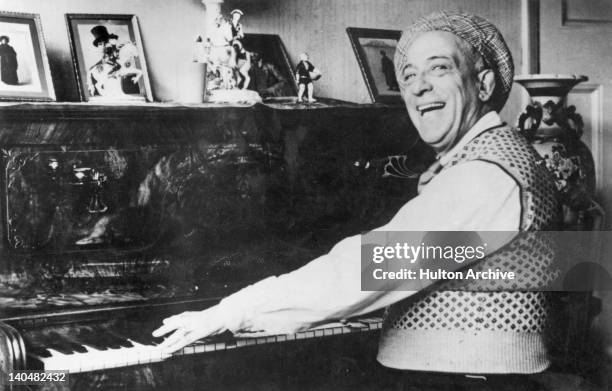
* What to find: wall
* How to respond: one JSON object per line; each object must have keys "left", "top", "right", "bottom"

{"left": 2, "top": 0, "right": 523, "bottom": 121}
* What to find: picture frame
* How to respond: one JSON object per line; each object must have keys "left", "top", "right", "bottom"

{"left": 346, "top": 27, "right": 402, "bottom": 104}
{"left": 242, "top": 33, "right": 297, "bottom": 98}
{"left": 0, "top": 12, "right": 55, "bottom": 101}
{"left": 66, "top": 14, "right": 153, "bottom": 102}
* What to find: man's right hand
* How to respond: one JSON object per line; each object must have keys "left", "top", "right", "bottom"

{"left": 152, "top": 306, "right": 227, "bottom": 354}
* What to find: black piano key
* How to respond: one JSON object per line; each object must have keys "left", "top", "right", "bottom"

{"left": 73, "top": 327, "right": 110, "bottom": 351}
{"left": 90, "top": 326, "right": 125, "bottom": 349}
{"left": 45, "top": 340, "right": 76, "bottom": 355}
{"left": 32, "top": 331, "right": 77, "bottom": 356}
{"left": 48, "top": 332, "right": 88, "bottom": 354}
{"left": 115, "top": 322, "right": 150, "bottom": 346}
{"left": 120, "top": 320, "right": 164, "bottom": 346}
{"left": 26, "top": 354, "right": 45, "bottom": 370}
{"left": 104, "top": 328, "right": 134, "bottom": 348}
{"left": 25, "top": 343, "right": 52, "bottom": 358}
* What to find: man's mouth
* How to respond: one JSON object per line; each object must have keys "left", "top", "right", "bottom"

{"left": 416, "top": 102, "right": 445, "bottom": 115}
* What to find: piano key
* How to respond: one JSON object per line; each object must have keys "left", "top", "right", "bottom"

{"left": 73, "top": 327, "right": 110, "bottom": 351}
{"left": 21, "top": 316, "right": 383, "bottom": 373}
{"left": 34, "top": 339, "right": 172, "bottom": 373}
{"left": 48, "top": 332, "right": 88, "bottom": 354}
{"left": 25, "top": 342, "right": 52, "bottom": 358}
{"left": 45, "top": 340, "right": 76, "bottom": 355}
{"left": 106, "top": 331, "right": 134, "bottom": 348}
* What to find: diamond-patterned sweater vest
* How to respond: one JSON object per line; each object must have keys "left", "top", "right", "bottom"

{"left": 377, "top": 125, "right": 561, "bottom": 373}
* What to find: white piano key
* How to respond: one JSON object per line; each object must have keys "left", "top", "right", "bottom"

{"left": 28, "top": 316, "right": 384, "bottom": 374}
{"left": 203, "top": 343, "right": 216, "bottom": 352}
{"left": 236, "top": 339, "right": 248, "bottom": 347}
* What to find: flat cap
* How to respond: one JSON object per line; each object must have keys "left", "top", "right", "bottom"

{"left": 395, "top": 11, "right": 514, "bottom": 111}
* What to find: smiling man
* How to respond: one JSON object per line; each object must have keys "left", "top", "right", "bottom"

{"left": 154, "top": 11, "right": 559, "bottom": 390}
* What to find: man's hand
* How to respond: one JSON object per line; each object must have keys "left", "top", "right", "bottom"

{"left": 152, "top": 306, "right": 227, "bottom": 354}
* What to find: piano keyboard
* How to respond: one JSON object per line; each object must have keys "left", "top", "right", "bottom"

{"left": 26, "top": 317, "right": 382, "bottom": 374}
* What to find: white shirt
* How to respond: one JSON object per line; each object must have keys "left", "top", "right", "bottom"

{"left": 218, "top": 111, "right": 521, "bottom": 334}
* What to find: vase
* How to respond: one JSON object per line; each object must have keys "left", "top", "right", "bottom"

{"left": 514, "top": 74, "right": 597, "bottom": 229}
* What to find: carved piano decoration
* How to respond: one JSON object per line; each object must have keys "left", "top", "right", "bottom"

{"left": 0, "top": 100, "right": 432, "bottom": 390}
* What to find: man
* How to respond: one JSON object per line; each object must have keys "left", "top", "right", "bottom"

{"left": 0, "top": 35, "right": 19, "bottom": 85}
{"left": 380, "top": 50, "right": 398, "bottom": 91}
{"left": 87, "top": 25, "right": 142, "bottom": 98}
{"left": 248, "top": 51, "right": 287, "bottom": 98}
{"left": 154, "top": 11, "right": 559, "bottom": 390}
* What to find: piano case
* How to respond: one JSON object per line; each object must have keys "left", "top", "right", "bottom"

{"left": 0, "top": 101, "right": 431, "bottom": 390}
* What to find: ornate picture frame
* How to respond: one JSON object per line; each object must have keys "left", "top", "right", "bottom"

{"left": 0, "top": 11, "right": 55, "bottom": 101}
{"left": 66, "top": 14, "right": 153, "bottom": 102}
{"left": 346, "top": 27, "right": 402, "bottom": 104}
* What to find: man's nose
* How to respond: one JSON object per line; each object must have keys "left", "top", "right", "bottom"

{"left": 410, "top": 73, "right": 433, "bottom": 96}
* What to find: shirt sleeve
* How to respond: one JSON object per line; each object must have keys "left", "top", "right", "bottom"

{"left": 217, "top": 160, "right": 521, "bottom": 335}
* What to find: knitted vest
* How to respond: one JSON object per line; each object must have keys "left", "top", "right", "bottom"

{"left": 377, "top": 125, "right": 560, "bottom": 374}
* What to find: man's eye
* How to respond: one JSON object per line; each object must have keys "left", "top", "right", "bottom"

{"left": 402, "top": 72, "right": 416, "bottom": 82}
{"left": 431, "top": 64, "right": 449, "bottom": 73}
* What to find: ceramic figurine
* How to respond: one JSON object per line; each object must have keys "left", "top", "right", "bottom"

{"left": 295, "top": 52, "right": 321, "bottom": 103}
{"left": 203, "top": 8, "right": 260, "bottom": 103}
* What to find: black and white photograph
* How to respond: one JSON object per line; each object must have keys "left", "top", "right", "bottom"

{"left": 0, "top": 1, "right": 612, "bottom": 390}
{"left": 347, "top": 27, "right": 402, "bottom": 104}
{"left": 0, "top": 11, "right": 55, "bottom": 101}
{"left": 66, "top": 14, "right": 153, "bottom": 102}
{"left": 242, "top": 33, "right": 297, "bottom": 98}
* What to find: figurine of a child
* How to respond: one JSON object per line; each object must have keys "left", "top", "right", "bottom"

{"left": 295, "top": 53, "right": 320, "bottom": 103}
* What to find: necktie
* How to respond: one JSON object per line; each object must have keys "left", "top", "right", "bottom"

{"left": 417, "top": 159, "right": 443, "bottom": 194}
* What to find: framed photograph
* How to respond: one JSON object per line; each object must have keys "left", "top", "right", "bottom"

{"left": 0, "top": 12, "right": 55, "bottom": 101}
{"left": 346, "top": 27, "right": 402, "bottom": 104}
{"left": 242, "top": 33, "right": 297, "bottom": 98}
{"left": 66, "top": 14, "right": 153, "bottom": 102}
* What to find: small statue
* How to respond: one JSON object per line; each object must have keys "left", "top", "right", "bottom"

{"left": 202, "top": 8, "right": 260, "bottom": 103}
{"left": 295, "top": 52, "right": 321, "bottom": 103}
{"left": 229, "top": 9, "right": 251, "bottom": 90}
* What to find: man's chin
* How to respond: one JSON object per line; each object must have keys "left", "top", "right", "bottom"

{"left": 417, "top": 128, "right": 449, "bottom": 149}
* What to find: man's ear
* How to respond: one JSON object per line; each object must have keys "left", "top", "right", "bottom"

{"left": 477, "top": 69, "right": 496, "bottom": 103}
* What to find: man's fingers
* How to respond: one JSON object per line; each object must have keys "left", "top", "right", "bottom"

{"left": 158, "top": 329, "right": 186, "bottom": 351}
{"left": 152, "top": 312, "right": 195, "bottom": 337}
{"left": 159, "top": 329, "right": 201, "bottom": 354}
{"left": 152, "top": 323, "right": 177, "bottom": 337}
{"left": 152, "top": 307, "right": 223, "bottom": 354}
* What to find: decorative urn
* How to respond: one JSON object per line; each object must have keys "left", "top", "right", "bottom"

{"left": 514, "top": 74, "right": 598, "bottom": 229}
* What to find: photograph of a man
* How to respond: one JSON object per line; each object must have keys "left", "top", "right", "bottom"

{"left": 380, "top": 49, "right": 398, "bottom": 91}
{"left": 248, "top": 51, "right": 287, "bottom": 98}
{"left": 0, "top": 35, "right": 18, "bottom": 85}
{"left": 86, "top": 25, "right": 142, "bottom": 98}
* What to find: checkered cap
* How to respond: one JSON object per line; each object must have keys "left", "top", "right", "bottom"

{"left": 395, "top": 11, "right": 514, "bottom": 111}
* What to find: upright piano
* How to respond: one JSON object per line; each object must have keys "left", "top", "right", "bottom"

{"left": 0, "top": 100, "right": 432, "bottom": 390}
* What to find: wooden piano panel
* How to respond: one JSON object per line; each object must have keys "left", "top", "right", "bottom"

{"left": 0, "top": 102, "right": 430, "bottom": 390}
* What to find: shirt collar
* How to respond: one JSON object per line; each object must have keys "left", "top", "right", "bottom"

{"left": 438, "top": 111, "right": 503, "bottom": 167}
